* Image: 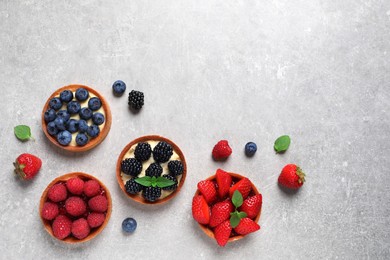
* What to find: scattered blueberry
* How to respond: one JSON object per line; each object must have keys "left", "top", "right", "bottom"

{"left": 88, "top": 97, "right": 102, "bottom": 111}
{"left": 78, "top": 119, "right": 89, "bottom": 133}
{"left": 79, "top": 107, "right": 93, "bottom": 120}
{"left": 75, "top": 88, "right": 89, "bottom": 101}
{"left": 112, "top": 80, "right": 126, "bottom": 96}
{"left": 59, "top": 90, "right": 73, "bottom": 103}
{"left": 49, "top": 97, "right": 62, "bottom": 111}
{"left": 66, "top": 119, "right": 79, "bottom": 133}
{"left": 75, "top": 133, "right": 88, "bottom": 146}
{"left": 87, "top": 124, "right": 100, "bottom": 138}
{"left": 245, "top": 142, "right": 257, "bottom": 156}
{"left": 47, "top": 121, "right": 58, "bottom": 136}
{"left": 92, "top": 112, "right": 105, "bottom": 125}
{"left": 54, "top": 117, "right": 66, "bottom": 131}
{"left": 56, "top": 110, "right": 70, "bottom": 122}
{"left": 67, "top": 101, "right": 81, "bottom": 114}
{"left": 122, "top": 217, "right": 137, "bottom": 233}
{"left": 44, "top": 109, "right": 57, "bottom": 123}
{"left": 57, "top": 130, "right": 72, "bottom": 146}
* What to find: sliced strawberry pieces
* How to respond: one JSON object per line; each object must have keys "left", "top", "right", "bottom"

{"left": 214, "top": 220, "right": 232, "bottom": 247}
{"left": 216, "top": 169, "right": 232, "bottom": 199}
{"left": 234, "top": 217, "right": 260, "bottom": 235}
{"left": 209, "top": 201, "right": 234, "bottom": 228}
{"left": 229, "top": 177, "right": 252, "bottom": 199}
{"left": 197, "top": 180, "right": 217, "bottom": 204}
{"left": 240, "top": 194, "right": 262, "bottom": 219}
{"left": 192, "top": 195, "right": 210, "bottom": 225}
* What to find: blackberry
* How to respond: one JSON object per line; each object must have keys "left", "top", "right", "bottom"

{"left": 145, "top": 163, "right": 163, "bottom": 177}
{"left": 152, "top": 141, "right": 173, "bottom": 163}
{"left": 161, "top": 174, "right": 178, "bottom": 191}
{"left": 128, "top": 90, "right": 144, "bottom": 110}
{"left": 121, "top": 158, "right": 142, "bottom": 177}
{"left": 168, "top": 160, "right": 184, "bottom": 176}
{"left": 134, "top": 142, "right": 152, "bottom": 161}
{"left": 142, "top": 186, "right": 161, "bottom": 202}
{"left": 125, "top": 178, "right": 142, "bottom": 194}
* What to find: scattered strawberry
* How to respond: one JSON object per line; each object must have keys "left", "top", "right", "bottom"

{"left": 209, "top": 201, "right": 234, "bottom": 228}
{"left": 83, "top": 180, "right": 101, "bottom": 197}
{"left": 229, "top": 177, "right": 252, "bottom": 199}
{"left": 239, "top": 194, "right": 262, "bottom": 219}
{"left": 41, "top": 202, "right": 59, "bottom": 220}
{"left": 234, "top": 217, "right": 260, "bottom": 235}
{"left": 13, "top": 153, "right": 42, "bottom": 180}
{"left": 192, "top": 195, "right": 210, "bottom": 225}
{"left": 278, "top": 164, "right": 305, "bottom": 189}
{"left": 216, "top": 169, "right": 232, "bottom": 199}
{"left": 52, "top": 215, "right": 72, "bottom": 240}
{"left": 87, "top": 212, "right": 106, "bottom": 228}
{"left": 88, "top": 195, "right": 108, "bottom": 213}
{"left": 66, "top": 177, "right": 84, "bottom": 195}
{"left": 65, "top": 196, "right": 87, "bottom": 217}
{"left": 197, "top": 180, "right": 217, "bottom": 204}
{"left": 212, "top": 140, "right": 232, "bottom": 160}
{"left": 71, "top": 218, "right": 90, "bottom": 240}
{"left": 214, "top": 220, "right": 232, "bottom": 247}
{"left": 48, "top": 183, "right": 68, "bottom": 202}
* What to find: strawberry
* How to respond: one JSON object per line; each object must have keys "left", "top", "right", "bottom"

{"left": 13, "top": 153, "right": 42, "bottom": 180}
{"left": 71, "top": 218, "right": 90, "bottom": 240}
{"left": 214, "top": 220, "right": 232, "bottom": 247}
{"left": 197, "top": 180, "right": 217, "bottom": 204}
{"left": 192, "top": 195, "right": 210, "bottom": 225}
{"left": 239, "top": 194, "right": 262, "bottom": 219}
{"left": 209, "top": 201, "right": 234, "bottom": 228}
{"left": 212, "top": 140, "right": 232, "bottom": 160}
{"left": 234, "top": 217, "right": 260, "bottom": 235}
{"left": 278, "top": 164, "right": 305, "bottom": 189}
{"left": 52, "top": 215, "right": 72, "bottom": 240}
{"left": 216, "top": 169, "right": 232, "bottom": 199}
{"left": 229, "top": 178, "right": 252, "bottom": 199}
{"left": 88, "top": 195, "right": 108, "bottom": 213}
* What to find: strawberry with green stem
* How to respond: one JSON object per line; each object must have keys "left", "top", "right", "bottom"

{"left": 13, "top": 153, "right": 42, "bottom": 180}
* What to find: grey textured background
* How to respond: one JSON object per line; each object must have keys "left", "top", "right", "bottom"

{"left": 1, "top": 0, "right": 390, "bottom": 259}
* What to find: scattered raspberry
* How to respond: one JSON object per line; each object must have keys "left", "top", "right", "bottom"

{"left": 83, "top": 180, "right": 101, "bottom": 197}
{"left": 212, "top": 140, "right": 232, "bottom": 160}
{"left": 65, "top": 196, "right": 87, "bottom": 217}
{"left": 47, "top": 183, "right": 68, "bottom": 202}
{"left": 88, "top": 195, "right": 108, "bottom": 213}
{"left": 66, "top": 177, "right": 84, "bottom": 195}
{"left": 41, "top": 202, "right": 59, "bottom": 220}
{"left": 52, "top": 215, "right": 72, "bottom": 240}
{"left": 87, "top": 212, "right": 106, "bottom": 228}
{"left": 71, "top": 218, "right": 90, "bottom": 240}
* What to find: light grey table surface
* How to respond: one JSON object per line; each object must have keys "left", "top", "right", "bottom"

{"left": 1, "top": 0, "right": 389, "bottom": 259}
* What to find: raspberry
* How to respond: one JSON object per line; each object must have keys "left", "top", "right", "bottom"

{"left": 168, "top": 160, "right": 184, "bottom": 176}
{"left": 83, "top": 180, "right": 101, "bottom": 197}
{"left": 66, "top": 177, "right": 84, "bottom": 195}
{"left": 41, "top": 202, "right": 59, "bottom": 220}
{"left": 65, "top": 196, "right": 87, "bottom": 217}
{"left": 52, "top": 215, "right": 72, "bottom": 240}
{"left": 87, "top": 212, "right": 106, "bottom": 228}
{"left": 125, "top": 178, "right": 142, "bottom": 195}
{"left": 47, "top": 183, "right": 68, "bottom": 202}
{"left": 152, "top": 141, "right": 173, "bottom": 163}
{"left": 71, "top": 218, "right": 90, "bottom": 240}
{"left": 134, "top": 142, "right": 152, "bottom": 161}
{"left": 88, "top": 195, "right": 108, "bottom": 213}
{"left": 121, "top": 158, "right": 142, "bottom": 177}
{"left": 145, "top": 162, "right": 163, "bottom": 177}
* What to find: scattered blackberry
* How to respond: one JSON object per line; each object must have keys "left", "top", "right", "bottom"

{"left": 128, "top": 90, "right": 144, "bottom": 110}
{"left": 121, "top": 158, "right": 142, "bottom": 177}
{"left": 142, "top": 186, "right": 161, "bottom": 202}
{"left": 145, "top": 163, "right": 163, "bottom": 177}
{"left": 152, "top": 141, "right": 173, "bottom": 163}
{"left": 134, "top": 142, "right": 152, "bottom": 161}
{"left": 125, "top": 178, "right": 142, "bottom": 194}
{"left": 168, "top": 160, "right": 184, "bottom": 176}
{"left": 161, "top": 174, "right": 178, "bottom": 191}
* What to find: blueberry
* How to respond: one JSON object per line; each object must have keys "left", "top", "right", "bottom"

{"left": 47, "top": 121, "right": 58, "bottom": 136}
{"left": 78, "top": 119, "right": 89, "bottom": 133}
{"left": 75, "top": 88, "right": 89, "bottom": 101}
{"left": 122, "top": 217, "right": 137, "bottom": 233}
{"left": 44, "top": 108, "right": 57, "bottom": 123}
{"left": 57, "top": 130, "right": 72, "bottom": 146}
{"left": 75, "top": 133, "right": 88, "bottom": 146}
{"left": 57, "top": 110, "right": 70, "bottom": 122}
{"left": 59, "top": 90, "right": 73, "bottom": 103}
{"left": 79, "top": 107, "right": 93, "bottom": 120}
{"left": 112, "top": 80, "right": 126, "bottom": 96}
{"left": 245, "top": 142, "right": 257, "bottom": 156}
{"left": 88, "top": 97, "right": 102, "bottom": 111}
{"left": 87, "top": 125, "right": 100, "bottom": 138}
{"left": 54, "top": 117, "right": 66, "bottom": 131}
{"left": 66, "top": 119, "right": 79, "bottom": 133}
{"left": 49, "top": 97, "right": 62, "bottom": 111}
{"left": 67, "top": 101, "right": 81, "bottom": 114}
{"left": 92, "top": 112, "right": 105, "bottom": 125}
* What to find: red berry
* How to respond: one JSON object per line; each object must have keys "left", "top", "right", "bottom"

{"left": 88, "top": 195, "right": 108, "bottom": 213}
{"left": 209, "top": 201, "right": 234, "bottom": 228}
{"left": 52, "top": 215, "right": 72, "bottom": 240}
{"left": 71, "top": 218, "right": 90, "bottom": 240}
{"left": 84, "top": 180, "right": 101, "bottom": 197}
{"left": 41, "top": 202, "right": 59, "bottom": 220}
{"left": 65, "top": 196, "right": 87, "bottom": 217}
{"left": 66, "top": 177, "right": 84, "bottom": 195}
{"left": 191, "top": 195, "right": 210, "bottom": 225}
{"left": 278, "top": 164, "right": 306, "bottom": 189}
{"left": 214, "top": 220, "right": 232, "bottom": 247}
{"left": 229, "top": 177, "right": 252, "bottom": 199}
{"left": 13, "top": 153, "right": 42, "bottom": 180}
{"left": 234, "top": 217, "right": 260, "bottom": 235}
{"left": 87, "top": 212, "right": 106, "bottom": 228}
{"left": 240, "top": 194, "right": 262, "bottom": 219}
{"left": 48, "top": 183, "right": 68, "bottom": 202}
{"left": 215, "top": 169, "right": 232, "bottom": 199}
{"left": 212, "top": 140, "right": 232, "bottom": 160}
{"left": 197, "top": 180, "right": 217, "bottom": 204}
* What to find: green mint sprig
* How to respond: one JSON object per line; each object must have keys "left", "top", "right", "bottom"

{"left": 230, "top": 190, "right": 247, "bottom": 228}
{"left": 274, "top": 135, "right": 290, "bottom": 153}
{"left": 14, "top": 125, "right": 34, "bottom": 141}
{"left": 135, "top": 176, "right": 175, "bottom": 188}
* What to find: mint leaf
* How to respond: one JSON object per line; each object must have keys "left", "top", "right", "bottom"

{"left": 155, "top": 176, "right": 175, "bottom": 188}
{"left": 232, "top": 190, "right": 243, "bottom": 208}
{"left": 134, "top": 176, "right": 152, "bottom": 187}
{"left": 274, "top": 135, "right": 290, "bottom": 153}
{"left": 14, "top": 125, "right": 32, "bottom": 141}
{"left": 238, "top": 211, "right": 247, "bottom": 219}
{"left": 230, "top": 213, "right": 241, "bottom": 228}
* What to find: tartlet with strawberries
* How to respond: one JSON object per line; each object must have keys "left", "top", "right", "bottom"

{"left": 192, "top": 169, "right": 262, "bottom": 246}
